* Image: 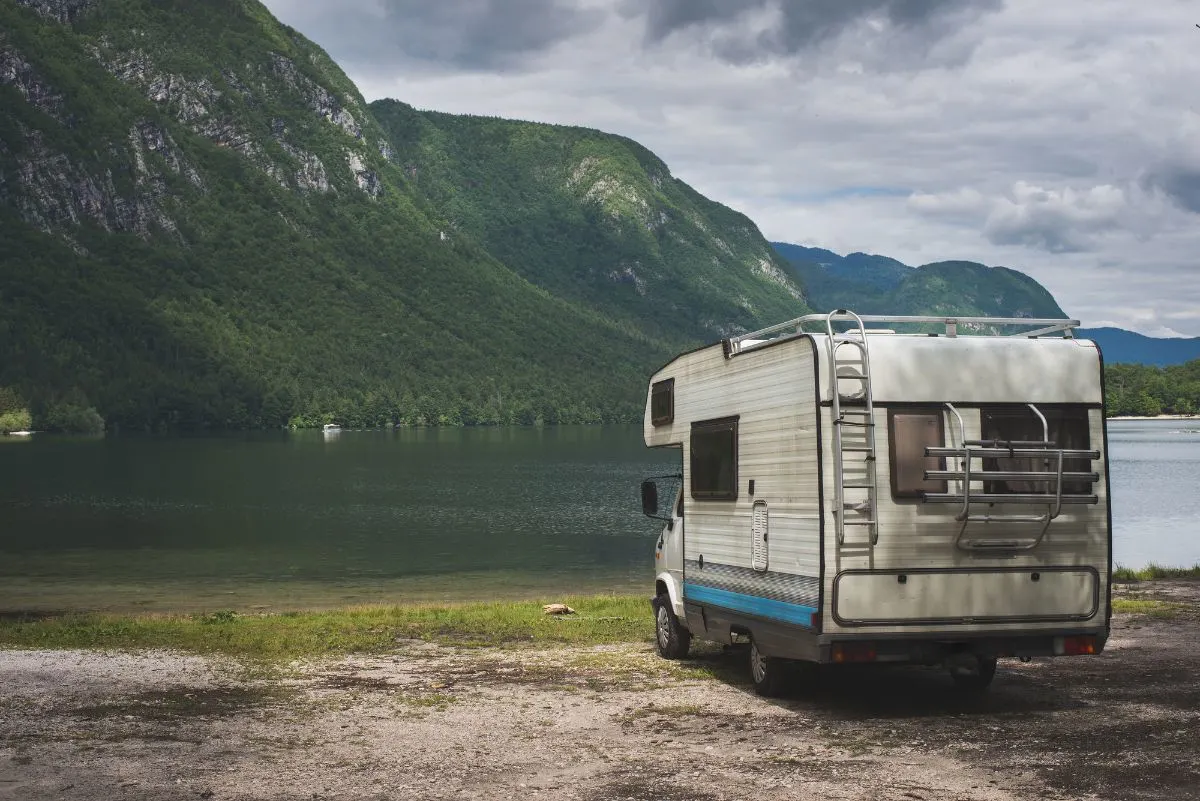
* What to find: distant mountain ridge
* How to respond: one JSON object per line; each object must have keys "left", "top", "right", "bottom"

{"left": 773, "top": 241, "right": 1196, "bottom": 366}
{"left": 771, "top": 242, "right": 1066, "bottom": 325}
{"left": 1075, "top": 328, "right": 1200, "bottom": 367}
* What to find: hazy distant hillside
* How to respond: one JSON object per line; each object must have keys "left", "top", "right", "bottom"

{"left": 1077, "top": 328, "right": 1200, "bottom": 367}
{"left": 772, "top": 243, "right": 909, "bottom": 291}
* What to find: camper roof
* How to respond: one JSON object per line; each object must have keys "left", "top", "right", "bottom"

{"left": 726, "top": 310, "right": 1079, "bottom": 357}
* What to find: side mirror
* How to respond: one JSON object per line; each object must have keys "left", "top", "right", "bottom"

{"left": 641, "top": 479, "right": 659, "bottom": 517}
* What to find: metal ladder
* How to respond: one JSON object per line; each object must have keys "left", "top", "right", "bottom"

{"left": 924, "top": 403, "right": 1101, "bottom": 551}
{"left": 826, "top": 310, "right": 878, "bottom": 546}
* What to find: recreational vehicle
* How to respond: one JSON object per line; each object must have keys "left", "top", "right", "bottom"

{"left": 640, "top": 310, "right": 1111, "bottom": 695}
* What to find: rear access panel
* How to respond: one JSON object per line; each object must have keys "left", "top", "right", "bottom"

{"left": 833, "top": 567, "right": 1099, "bottom": 627}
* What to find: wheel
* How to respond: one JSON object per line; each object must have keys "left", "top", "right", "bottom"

{"left": 749, "top": 637, "right": 789, "bottom": 697}
{"left": 653, "top": 595, "right": 691, "bottom": 659}
{"left": 948, "top": 655, "right": 997, "bottom": 693}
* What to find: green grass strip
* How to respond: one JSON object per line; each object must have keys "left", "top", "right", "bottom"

{"left": 1112, "top": 564, "right": 1200, "bottom": 582}
{"left": 0, "top": 594, "right": 654, "bottom": 660}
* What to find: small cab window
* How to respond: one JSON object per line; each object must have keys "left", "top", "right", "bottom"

{"left": 888, "top": 408, "right": 947, "bottom": 499}
{"left": 651, "top": 378, "right": 674, "bottom": 426}
{"left": 979, "top": 406, "right": 1093, "bottom": 495}
{"left": 691, "top": 417, "right": 738, "bottom": 501}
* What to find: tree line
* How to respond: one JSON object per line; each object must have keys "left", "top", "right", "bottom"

{"left": 1105, "top": 360, "right": 1200, "bottom": 417}
{"left": 4, "top": 358, "right": 1196, "bottom": 435}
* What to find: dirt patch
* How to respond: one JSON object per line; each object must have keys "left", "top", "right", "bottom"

{"left": 1, "top": 582, "right": 1198, "bottom": 800}
{"left": 72, "top": 686, "right": 292, "bottom": 722}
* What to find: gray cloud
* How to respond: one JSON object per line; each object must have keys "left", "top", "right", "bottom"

{"left": 377, "top": 0, "right": 603, "bottom": 69}
{"left": 1145, "top": 164, "right": 1200, "bottom": 214}
{"left": 632, "top": 0, "right": 1003, "bottom": 61}
{"left": 268, "top": 0, "right": 602, "bottom": 71}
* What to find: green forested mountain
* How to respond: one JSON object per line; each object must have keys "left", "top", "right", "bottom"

{"left": 772, "top": 242, "right": 1067, "bottom": 324}
{"left": 371, "top": 104, "right": 806, "bottom": 347}
{"left": 0, "top": 0, "right": 807, "bottom": 430}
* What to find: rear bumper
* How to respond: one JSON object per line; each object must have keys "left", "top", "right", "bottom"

{"left": 818, "top": 628, "right": 1108, "bottom": 665}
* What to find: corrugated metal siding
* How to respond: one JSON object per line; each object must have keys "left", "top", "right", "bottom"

{"left": 642, "top": 339, "right": 822, "bottom": 607}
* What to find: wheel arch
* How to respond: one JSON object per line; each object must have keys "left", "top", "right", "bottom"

{"left": 656, "top": 571, "right": 684, "bottom": 618}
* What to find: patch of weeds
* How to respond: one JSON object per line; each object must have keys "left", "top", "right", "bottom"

{"left": 622, "top": 703, "right": 707, "bottom": 722}
{"left": 1112, "top": 599, "right": 1189, "bottom": 619}
{"left": 396, "top": 691, "right": 456, "bottom": 710}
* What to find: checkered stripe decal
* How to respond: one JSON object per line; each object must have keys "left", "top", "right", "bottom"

{"left": 685, "top": 560, "right": 820, "bottom": 609}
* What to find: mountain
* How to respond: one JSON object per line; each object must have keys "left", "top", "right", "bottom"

{"left": 0, "top": 0, "right": 807, "bottom": 430}
{"left": 771, "top": 243, "right": 909, "bottom": 291}
{"left": 773, "top": 242, "right": 1199, "bottom": 365}
{"left": 371, "top": 104, "right": 807, "bottom": 347}
{"left": 771, "top": 243, "right": 1066, "bottom": 326}
{"left": 1075, "top": 329, "right": 1200, "bottom": 367}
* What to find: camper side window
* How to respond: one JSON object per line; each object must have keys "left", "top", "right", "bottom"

{"left": 888, "top": 408, "right": 947, "bottom": 499}
{"left": 691, "top": 417, "right": 738, "bottom": 501}
{"left": 651, "top": 378, "right": 674, "bottom": 426}
{"left": 979, "top": 406, "right": 1092, "bottom": 495}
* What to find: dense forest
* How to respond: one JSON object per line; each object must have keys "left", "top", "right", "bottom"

{"left": 1105, "top": 360, "right": 1200, "bottom": 417}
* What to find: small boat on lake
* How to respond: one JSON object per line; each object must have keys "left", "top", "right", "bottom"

{"left": 322, "top": 423, "right": 342, "bottom": 434}
{"left": 4, "top": 431, "right": 32, "bottom": 437}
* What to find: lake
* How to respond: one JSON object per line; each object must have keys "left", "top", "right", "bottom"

{"left": 0, "top": 420, "right": 1196, "bottom": 613}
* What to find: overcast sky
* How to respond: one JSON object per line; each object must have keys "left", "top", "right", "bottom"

{"left": 263, "top": 0, "right": 1200, "bottom": 336}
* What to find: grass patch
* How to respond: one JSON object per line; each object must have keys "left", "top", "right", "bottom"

{"left": 1112, "top": 564, "right": 1200, "bottom": 582}
{"left": 0, "top": 595, "right": 653, "bottom": 660}
{"left": 1111, "top": 599, "right": 1189, "bottom": 619}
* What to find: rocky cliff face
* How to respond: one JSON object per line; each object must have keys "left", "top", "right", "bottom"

{"left": 2, "top": 0, "right": 388, "bottom": 244}
{"left": 16, "top": 0, "right": 92, "bottom": 24}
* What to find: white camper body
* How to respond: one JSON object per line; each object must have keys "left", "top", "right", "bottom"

{"left": 642, "top": 311, "right": 1111, "bottom": 694}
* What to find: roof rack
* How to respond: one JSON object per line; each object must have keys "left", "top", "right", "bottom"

{"left": 725, "top": 309, "right": 1080, "bottom": 356}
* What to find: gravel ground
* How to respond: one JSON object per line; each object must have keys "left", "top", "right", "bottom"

{"left": 1, "top": 581, "right": 1197, "bottom": 801}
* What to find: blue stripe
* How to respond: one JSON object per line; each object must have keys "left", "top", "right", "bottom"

{"left": 684, "top": 583, "right": 817, "bottom": 628}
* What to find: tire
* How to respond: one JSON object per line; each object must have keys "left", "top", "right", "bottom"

{"left": 749, "top": 637, "right": 789, "bottom": 697}
{"left": 948, "top": 655, "right": 997, "bottom": 693}
{"left": 653, "top": 594, "right": 691, "bottom": 660}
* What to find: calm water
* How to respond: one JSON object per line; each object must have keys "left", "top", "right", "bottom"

{"left": 0, "top": 420, "right": 1195, "bottom": 612}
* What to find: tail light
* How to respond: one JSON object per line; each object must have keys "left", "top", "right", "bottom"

{"left": 831, "top": 642, "right": 877, "bottom": 663}
{"left": 1054, "top": 635, "right": 1097, "bottom": 656}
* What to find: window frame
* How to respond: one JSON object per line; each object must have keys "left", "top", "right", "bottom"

{"left": 690, "top": 416, "right": 739, "bottom": 502}
{"left": 886, "top": 407, "right": 948, "bottom": 500}
{"left": 650, "top": 378, "right": 675, "bottom": 426}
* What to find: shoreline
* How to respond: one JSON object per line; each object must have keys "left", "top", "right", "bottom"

{"left": 1108, "top": 413, "right": 1199, "bottom": 420}
{"left": 2, "top": 579, "right": 1198, "bottom": 659}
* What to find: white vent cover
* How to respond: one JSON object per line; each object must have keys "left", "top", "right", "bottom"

{"left": 751, "top": 500, "right": 769, "bottom": 572}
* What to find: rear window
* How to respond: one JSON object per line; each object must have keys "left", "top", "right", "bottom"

{"left": 888, "top": 408, "right": 947, "bottom": 499}
{"left": 691, "top": 417, "right": 738, "bottom": 501}
{"left": 979, "top": 406, "right": 1092, "bottom": 495}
